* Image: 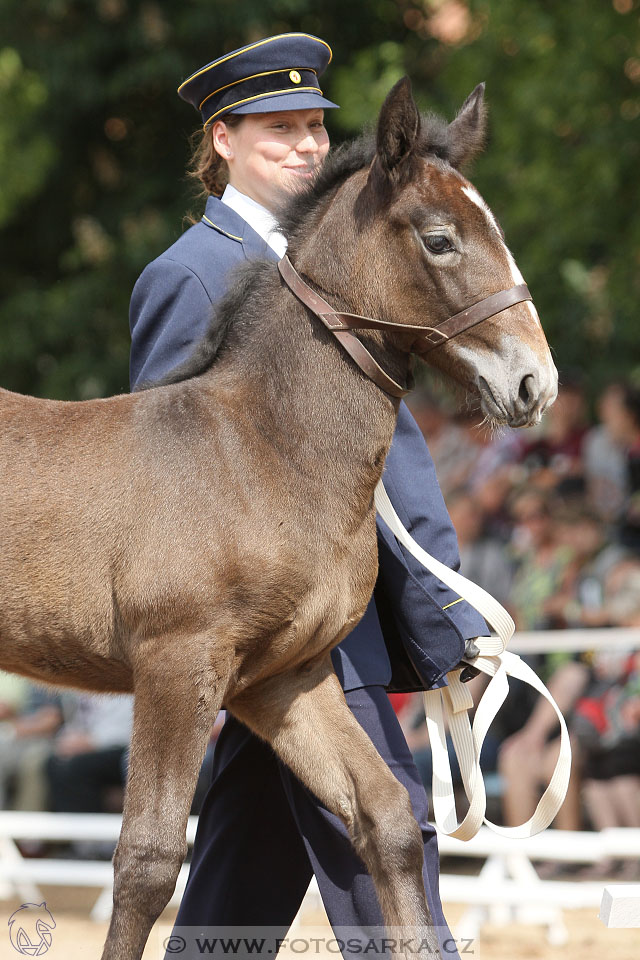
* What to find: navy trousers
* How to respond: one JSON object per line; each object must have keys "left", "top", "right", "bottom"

{"left": 166, "top": 685, "right": 458, "bottom": 960}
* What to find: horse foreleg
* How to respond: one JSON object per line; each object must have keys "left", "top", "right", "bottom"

{"left": 101, "top": 646, "right": 225, "bottom": 960}
{"left": 228, "top": 656, "right": 440, "bottom": 958}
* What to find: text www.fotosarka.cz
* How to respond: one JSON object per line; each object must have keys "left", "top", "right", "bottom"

{"left": 157, "top": 926, "right": 477, "bottom": 958}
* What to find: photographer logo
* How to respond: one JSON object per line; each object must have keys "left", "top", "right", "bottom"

{"left": 8, "top": 902, "right": 56, "bottom": 956}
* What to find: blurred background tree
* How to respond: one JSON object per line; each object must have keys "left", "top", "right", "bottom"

{"left": 0, "top": 0, "right": 638, "bottom": 399}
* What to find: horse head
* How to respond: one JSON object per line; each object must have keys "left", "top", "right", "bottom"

{"left": 288, "top": 77, "right": 557, "bottom": 427}
{"left": 372, "top": 77, "right": 557, "bottom": 425}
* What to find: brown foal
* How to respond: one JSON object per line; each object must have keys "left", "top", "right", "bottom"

{"left": 0, "top": 79, "right": 557, "bottom": 959}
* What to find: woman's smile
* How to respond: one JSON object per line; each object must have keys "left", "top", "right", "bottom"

{"left": 212, "top": 108, "right": 329, "bottom": 210}
{"left": 283, "top": 165, "right": 316, "bottom": 178}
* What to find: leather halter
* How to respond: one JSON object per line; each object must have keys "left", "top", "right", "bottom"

{"left": 278, "top": 255, "right": 533, "bottom": 400}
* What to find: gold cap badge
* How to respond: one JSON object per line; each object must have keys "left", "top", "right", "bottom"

{"left": 289, "top": 70, "right": 301, "bottom": 84}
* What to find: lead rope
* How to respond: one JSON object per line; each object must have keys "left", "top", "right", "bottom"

{"left": 374, "top": 481, "right": 572, "bottom": 841}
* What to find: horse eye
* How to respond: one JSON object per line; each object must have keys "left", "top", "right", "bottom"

{"left": 423, "top": 235, "right": 454, "bottom": 254}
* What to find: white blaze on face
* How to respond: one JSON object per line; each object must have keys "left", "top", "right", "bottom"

{"left": 461, "top": 184, "right": 541, "bottom": 328}
{"left": 460, "top": 182, "right": 557, "bottom": 387}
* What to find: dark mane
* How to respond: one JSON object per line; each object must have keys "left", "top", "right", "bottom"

{"left": 275, "top": 134, "right": 376, "bottom": 241}
{"left": 136, "top": 261, "right": 275, "bottom": 390}
{"left": 276, "top": 111, "right": 452, "bottom": 241}
{"left": 140, "top": 111, "right": 453, "bottom": 390}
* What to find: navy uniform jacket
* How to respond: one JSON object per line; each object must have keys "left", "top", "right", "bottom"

{"left": 129, "top": 195, "right": 488, "bottom": 692}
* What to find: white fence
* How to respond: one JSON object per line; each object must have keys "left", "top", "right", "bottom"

{"left": 2, "top": 813, "right": 640, "bottom": 941}
{"left": 508, "top": 625, "right": 640, "bottom": 654}
{"left": 1, "top": 628, "right": 639, "bottom": 939}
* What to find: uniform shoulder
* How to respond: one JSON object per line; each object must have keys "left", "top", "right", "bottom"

{"left": 140, "top": 213, "right": 245, "bottom": 292}
{"left": 153, "top": 219, "right": 220, "bottom": 274}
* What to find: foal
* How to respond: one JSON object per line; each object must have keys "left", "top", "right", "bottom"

{"left": 0, "top": 79, "right": 557, "bottom": 960}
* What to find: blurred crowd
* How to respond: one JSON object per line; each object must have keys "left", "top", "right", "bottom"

{"left": 395, "top": 376, "right": 640, "bottom": 878}
{"left": 0, "top": 682, "right": 223, "bottom": 859}
{"left": 1, "top": 378, "right": 639, "bottom": 875}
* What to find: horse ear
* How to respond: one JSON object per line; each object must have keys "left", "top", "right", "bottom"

{"left": 372, "top": 76, "right": 421, "bottom": 185}
{"left": 447, "top": 83, "right": 487, "bottom": 170}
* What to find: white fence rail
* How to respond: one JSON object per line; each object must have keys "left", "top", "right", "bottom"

{"left": 2, "top": 813, "right": 640, "bottom": 940}
{"left": 600, "top": 884, "right": 640, "bottom": 928}
{"left": 1, "top": 629, "right": 639, "bottom": 936}
{"left": 508, "top": 626, "right": 640, "bottom": 654}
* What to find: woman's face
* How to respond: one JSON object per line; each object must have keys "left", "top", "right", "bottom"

{"left": 212, "top": 108, "right": 330, "bottom": 211}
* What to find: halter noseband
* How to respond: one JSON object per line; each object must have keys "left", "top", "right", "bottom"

{"left": 278, "top": 255, "right": 532, "bottom": 399}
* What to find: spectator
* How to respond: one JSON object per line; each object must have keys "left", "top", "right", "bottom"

{"left": 499, "top": 548, "right": 640, "bottom": 855}
{"left": 472, "top": 464, "right": 519, "bottom": 544}
{"left": 407, "top": 389, "right": 468, "bottom": 496}
{"left": 45, "top": 693, "right": 133, "bottom": 816}
{"left": 448, "top": 489, "right": 513, "bottom": 606}
{"left": 579, "top": 555, "right": 640, "bottom": 629}
{"left": 406, "top": 379, "right": 640, "bottom": 850}
{"left": 508, "top": 489, "right": 574, "bottom": 631}
{"left": 498, "top": 659, "right": 587, "bottom": 841}
{"left": 0, "top": 671, "right": 29, "bottom": 722}
{"left": 572, "top": 651, "right": 640, "bottom": 878}
{"left": 492, "top": 490, "right": 579, "bottom": 844}
{"left": 0, "top": 677, "right": 63, "bottom": 811}
{"left": 600, "top": 384, "right": 640, "bottom": 552}
{"left": 518, "top": 378, "right": 588, "bottom": 495}
{"left": 543, "top": 504, "right": 626, "bottom": 632}
{"left": 471, "top": 428, "right": 526, "bottom": 494}
{"left": 583, "top": 382, "right": 629, "bottom": 523}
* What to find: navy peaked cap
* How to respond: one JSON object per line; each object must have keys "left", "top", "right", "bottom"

{"left": 178, "top": 33, "right": 339, "bottom": 130}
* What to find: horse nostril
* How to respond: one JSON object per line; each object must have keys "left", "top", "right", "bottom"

{"left": 518, "top": 374, "right": 535, "bottom": 406}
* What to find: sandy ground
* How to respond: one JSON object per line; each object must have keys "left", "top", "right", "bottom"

{"left": 1, "top": 886, "right": 639, "bottom": 960}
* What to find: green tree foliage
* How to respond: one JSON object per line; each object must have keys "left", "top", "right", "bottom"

{"left": 0, "top": 47, "right": 56, "bottom": 226}
{"left": 0, "top": 0, "right": 638, "bottom": 399}
{"left": 434, "top": 1, "right": 640, "bottom": 394}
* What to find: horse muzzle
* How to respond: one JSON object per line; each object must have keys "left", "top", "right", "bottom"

{"left": 475, "top": 351, "right": 559, "bottom": 427}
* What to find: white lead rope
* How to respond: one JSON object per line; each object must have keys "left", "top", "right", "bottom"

{"left": 374, "top": 480, "right": 571, "bottom": 840}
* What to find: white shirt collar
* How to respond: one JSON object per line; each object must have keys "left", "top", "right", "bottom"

{"left": 221, "top": 184, "right": 288, "bottom": 259}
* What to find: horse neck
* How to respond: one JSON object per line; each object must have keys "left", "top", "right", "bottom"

{"left": 286, "top": 173, "right": 415, "bottom": 397}
{"left": 201, "top": 264, "right": 400, "bottom": 490}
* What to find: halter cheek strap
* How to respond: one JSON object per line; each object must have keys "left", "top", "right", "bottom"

{"left": 278, "top": 255, "right": 410, "bottom": 398}
{"left": 413, "top": 283, "right": 533, "bottom": 353}
{"left": 278, "top": 255, "right": 533, "bottom": 398}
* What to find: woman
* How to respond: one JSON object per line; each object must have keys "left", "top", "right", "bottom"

{"left": 130, "top": 33, "right": 487, "bottom": 959}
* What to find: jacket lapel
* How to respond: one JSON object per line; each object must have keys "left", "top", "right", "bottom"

{"left": 202, "top": 196, "right": 280, "bottom": 262}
